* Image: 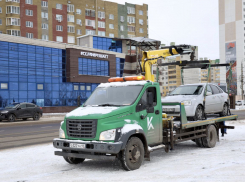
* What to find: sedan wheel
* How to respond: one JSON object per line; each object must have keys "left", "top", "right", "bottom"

{"left": 33, "top": 113, "right": 40, "bottom": 121}
{"left": 194, "top": 105, "right": 203, "bottom": 121}
{"left": 8, "top": 114, "right": 16, "bottom": 122}
{"left": 220, "top": 103, "right": 228, "bottom": 116}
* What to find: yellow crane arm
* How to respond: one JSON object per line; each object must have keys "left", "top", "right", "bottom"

{"left": 141, "top": 45, "right": 194, "bottom": 82}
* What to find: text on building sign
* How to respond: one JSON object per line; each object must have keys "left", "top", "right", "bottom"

{"left": 80, "top": 52, "right": 109, "bottom": 59}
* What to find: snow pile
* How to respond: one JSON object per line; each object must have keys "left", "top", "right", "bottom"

{"left": 98, "top": 81, "right": 148, "bottom": 88}
{"left": 121, "top": 124, "right": 143, "bottom": 134}
{"left": 66, "top": 106, "right": 118, "bottom": 117}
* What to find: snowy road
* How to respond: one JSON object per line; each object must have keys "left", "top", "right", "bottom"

{"left": 1, "top": 120, "right": 245, "bottom": 182}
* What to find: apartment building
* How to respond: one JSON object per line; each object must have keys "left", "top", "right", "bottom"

{"left": 0, "top": 0, "right": 148, "bottom": 44}
{"left": 201, "top": 59, "right": 221, "bottom": 83}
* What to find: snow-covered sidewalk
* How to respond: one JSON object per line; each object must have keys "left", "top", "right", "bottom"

{"left": 1, "top": 120, "right": 245, "bottom": 182}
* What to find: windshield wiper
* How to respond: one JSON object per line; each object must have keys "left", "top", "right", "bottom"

{"left": 97, "top": 104, "right": 120, "bottom": 107}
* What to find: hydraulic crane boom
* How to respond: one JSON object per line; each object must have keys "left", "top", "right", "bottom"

{"left": 141, "top": 45, "right": 195, "bottom": 82}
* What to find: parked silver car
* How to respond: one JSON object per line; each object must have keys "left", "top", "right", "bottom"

{"left": 162, "top": 83, "right": 229, "bottom": 120}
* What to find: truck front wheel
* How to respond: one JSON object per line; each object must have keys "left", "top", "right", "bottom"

{"left": 119, "top": 137, "right": 144, "bottom": 171}
{"left": 63, "top": 156, "right": 85, "bottom": 164}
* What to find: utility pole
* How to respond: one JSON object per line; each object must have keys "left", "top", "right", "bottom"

{"left": 242, "top": 61, "right": 244, "bottom": 101}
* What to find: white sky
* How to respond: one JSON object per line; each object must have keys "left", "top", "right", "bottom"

{"left": 106, "top": 0, "right": 219, "bottom": 60}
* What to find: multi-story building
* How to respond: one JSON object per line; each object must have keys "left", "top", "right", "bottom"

{"left": 201, "top": 59, "right": 221, "bottom": 83}
{"left": 219, "top": 0, "right": 244, "bottom": 97}
{"left": 0, "top": 0, "right": 148, "bottom": 44}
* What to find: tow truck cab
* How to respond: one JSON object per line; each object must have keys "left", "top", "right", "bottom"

{"left": 53, "top": 77, "right": 163, "bottom": 170}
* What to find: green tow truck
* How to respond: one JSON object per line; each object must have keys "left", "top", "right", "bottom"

{"left": 53, "top": 76, "right": 238, "bottom": 171}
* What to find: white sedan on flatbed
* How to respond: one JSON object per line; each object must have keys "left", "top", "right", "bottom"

{"left": 161, "top": 83, "right": 229, "bottom": 120}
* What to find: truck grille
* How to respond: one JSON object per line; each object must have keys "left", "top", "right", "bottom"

{"left": 66, "top": 119, "right": 97, "bottom": 138}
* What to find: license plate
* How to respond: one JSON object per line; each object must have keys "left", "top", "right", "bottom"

{"left": 70, "top": 143, "right": 85, "bottom": 149}
{"left": 163, "top": 108, "right": 175, "bottom": 112}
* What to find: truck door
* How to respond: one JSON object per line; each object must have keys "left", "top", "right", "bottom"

{"left": 136, "top": 86, "right": 162, "bottom": 145}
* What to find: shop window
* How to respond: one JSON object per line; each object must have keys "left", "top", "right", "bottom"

{"left": 80, "top": 85, "right": 85, "bottom": 90}
{"left": 74, "top": 85, "right": 79, "bottom": 90}
{"left": 87, "top": 85, "right": 91, "bottom": 91}
{"left": 37, "top": 84, "right": 43, "bottom": 90}
{"left": 1, "top": 83, "right": 8, "bottom": 89}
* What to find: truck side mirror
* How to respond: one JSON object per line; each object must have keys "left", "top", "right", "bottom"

{"left": 147, "top": 92, "right": 154, "bottom": 106}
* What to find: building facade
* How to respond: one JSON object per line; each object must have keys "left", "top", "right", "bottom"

{"left": 0, "top": 0, "right": 148, "bottom": 44}
{"left": 0, "top": 34, "right": 126, "bottom": 111}
{"left": 219, "top": 0, "right": 244, "bottom": 97}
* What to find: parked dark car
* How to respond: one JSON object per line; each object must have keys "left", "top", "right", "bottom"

{"left": 0, "top": 102, "right": 43, "bottom": 122}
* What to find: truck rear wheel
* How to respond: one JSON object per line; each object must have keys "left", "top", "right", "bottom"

{"left": 202, "top": 125, "right": 217, "bottom": 148}
{"left": 63, "top": 156, "right": 85, "bottom": 164}
{"left": 195, "top": 138, "right": 204, "bottom": 147}
{"left": 119, "top": 137, "right": 144, "bottom": 171}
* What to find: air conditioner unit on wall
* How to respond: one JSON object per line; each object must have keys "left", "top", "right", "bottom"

{"left": 58, "top": 19, "right": 62, "bottom": 22}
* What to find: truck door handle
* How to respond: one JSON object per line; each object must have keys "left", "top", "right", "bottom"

{"left": 155, "top": 110, "right": 160, "bottom": 115}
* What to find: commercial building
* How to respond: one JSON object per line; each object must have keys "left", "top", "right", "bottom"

{"left": 0, "top": 0, "right": 148, "bottom": 44}
{"left": 219, "top": 0, "right": 244, "bottom": 97}
{"left": 0, "top": 34, "right": 129, "bottom": 112}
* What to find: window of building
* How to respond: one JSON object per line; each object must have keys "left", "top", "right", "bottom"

{"left": 6, "top": 18, "right": 20, "bottom": 26}
{"left": 127, "top": 16, "right": 135, "bottom": 24}
{"left": 127, "top": 7, "right": 135, "bottom": 14}
{"left": 56, "top": 14, "right": 62, "bottom": 22}
{"left": 26, "top": 32, "right": 33, "bottom": 38}
{"left": 41, "top": 12, "right": 48, "bottom": 19}
{"left": 78, "top": 58, "right": 109, "bottom": 76}
{"left": 56, "top": 36, "right": 63, "bottom": 42}
{"left": 76, "top": 9, "right": 81, "bottom": 14}
{"left": 87, "top": 86, "right": 91, "bottom": 91}
{"left": 41, "top": 1, "right": 48, "bottom": 7}
{"left": 67, "top": 4, "right": 74, "bottom": 12}
{"left": 85, "top": 19, "right": 95, "bottom": 27}
{"left": 98, "top": 31, "right": 105, "bottom": 36}
{"left": 139, "top": 19, "right": 143, "bottom": 25}
{"left": 86, "top": 29, "right": 95, "bottom": 35}
{"left": 109, "top": 33, "right": 114, "bottom": 38}
{"left": 6, "top": 6, "right": 20, "bottom": 14}
{"left": 109, "top": 14, "right": 114, "bottom": 20}
{"left": 120, "top": 16, "right": 124, "bottom": 22}
{"left": 85, "top": 9, "right": 95, "bottom": 17}
{"left": 7, "top": 29, "right": 20, "bottom": 36}
{"left": 56, "top": 25, "right": 63, "bottom": 31}
{"left": 67, "top": 25, "right": 75, "bottom": 33}
{"left": 120, "top": 25, "right": 124, "bottom": 31}
{"left": 128, "top": 26, "right": 135, "bottom": 32}
{"left": 0, "top": 8, "right": 2, "bottom": 13}
{"left": 109, "top": 24, "right": 114, "bottom": 29}
{"left": 41, "top": 23, "right": 48, "bottom": 29}
{"left": 67, "top": 15, "right": 74, "bottom": 22}
{"left": 26, "top": 21, "right": 33, "bottom": 28}
{"left": 98, "top": 11, "right": 105, "bottom": 19}
{"left": 139, "top": 28, "right": 144, "bottom": 33}
{"left": 56, "top": 3, "right": 62, "bottom": 10}
{"left": 68, "top": 36, "right": 75, "bottom": 43}
{"left": 6, "top": 0, "right": 20, "bottom": 2}
{"left": 74, "top": 85, "right": 79, "bottom": 90}
{"left": 139, "top": 10, "right": 143, "bottom": 15}
{"left": 37, "top": 84, "right": 43, "bottom": 90}
{"left": 76, "top": 19, "right": 82, "bottom": 25}
{"left": 80, "top": 85, "right": 85, "bottom": 90}
{"left": 98, "top": 21, "right": 105, "bottom": 28}
{"left": 77, "top": 29, "right": 82, "bottom": 35}
{"left": 25, "top": 9, "right": 33, "bottom": 16}
{"left": 0, "top": 19, "right": 1, "bottom": 25}
{"left": 42, "top": 34, "right": 48, "bottom": 40}
{"left": 1, "top": 83, "right": 8, "bottom": 89}
{"left": 121, "top": 35, "right": 124, "bottom": 38}
{"left": 25, "top": 0, "right": 32, "bottom": 5}
{"left": 127, "top": 34, "right": 135, "bottom": 38}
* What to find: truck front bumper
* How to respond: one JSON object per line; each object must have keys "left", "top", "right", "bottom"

{"left": 53, "top": 138, "right": 123, "bottom": 155}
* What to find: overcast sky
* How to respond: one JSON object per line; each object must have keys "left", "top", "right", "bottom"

{"left": 106, "top": 0, "right": 219, "bottom": 60}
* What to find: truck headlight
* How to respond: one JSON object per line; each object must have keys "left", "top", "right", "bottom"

{"left": 183, "top": 100, "right": 192, "bottom": 106}
{"left": 59, "top": 128, "right": 65, "bottom": 139}
{"left": 1, "top": 110, "right": 8, "bottom": 114}
{"left": 99, "top": 129, "right": 116, "bottom": 141}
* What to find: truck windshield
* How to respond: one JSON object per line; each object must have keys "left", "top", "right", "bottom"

{"left": 84, "top": 86, "right": 143, "bottom": 106}
{"left": 169, "top": 85, "right": 203, "bottom": 96}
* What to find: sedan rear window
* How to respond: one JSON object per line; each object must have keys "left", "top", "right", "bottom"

{"left": 170, "top": 85, "right": 203, "bottom": 95}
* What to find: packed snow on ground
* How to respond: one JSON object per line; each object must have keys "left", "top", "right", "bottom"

{"left": 1, "top": 120, "right": 245, "bottom": 182}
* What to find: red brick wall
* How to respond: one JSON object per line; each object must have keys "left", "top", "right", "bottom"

{"left": 52, "top": 5, "right": 67, "bottom": 43}
{"left": 20, "top": 0, "right": 38, "bottom": 38}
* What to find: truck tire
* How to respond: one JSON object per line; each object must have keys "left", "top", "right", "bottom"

{"left": 195, "top": 138, "right": 204, "bottom": 147}
{"left": 8, "top": 114, "right": 16, "bottom": 122}
{"left": 202, "top": 125, "right": 217, "bottom": 148}
{"left": 119, "top": 137, "right": 144, "bottom": 171}
{"left": 63, "top": 156, "right": 85, "bottom": 164}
